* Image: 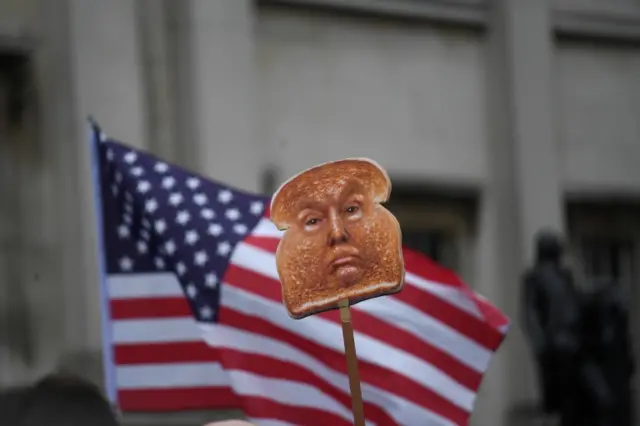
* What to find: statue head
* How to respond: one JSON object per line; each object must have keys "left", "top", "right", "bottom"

{"left": 534, "top": 229, "right": 564, "bottom": 264}
{"left": 270, "top": 158, "right": 405, "bottom": 319}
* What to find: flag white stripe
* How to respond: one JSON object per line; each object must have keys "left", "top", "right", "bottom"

{"left": 109, "top": 273, "right": 181, "bottom": 299}
{"left": 113, "top": 316, "right": 201, "bottom": 343}
{"left": 110, "top": 275, "right": 475, "bottom": 412}
{"left": 120, "top": 363, "right": 359, "bottom": 425}
{"left": 356, "top": 297, "right": 491, "bottom": 371}
{"left": 202, "top": 324, "right": 456, "bottom": 426}
{"left": 112, "top": 321, "right": 456, "bottom": 426}
{"left": 232, "top": 244, "right": 491, "bottom": 367}
{"left": 221, "top": 285, "right": 475, "bottom": 411}
{"left": 251, "top": 218, "right": 284, "bottom": 239}
{"left": 108, "top": 269, "right": 490, "bottom": 369}
{"left": 404, "top": 272, "right": 481, "bottom": 317}
{"left": 228, "top": 370, "right": 359, "bottom": 425}
{"left": 250, "top": 419, "right": 298, "bottom": 426}
{"left": 116, "top": 362, "right": 229, "bottom": 389}
{"left": 251, "top": 218, "right": 482, "bottom": 318}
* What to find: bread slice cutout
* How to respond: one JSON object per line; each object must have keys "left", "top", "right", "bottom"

{"left": 270, "top": 158, "right": 405, "bottom": 319}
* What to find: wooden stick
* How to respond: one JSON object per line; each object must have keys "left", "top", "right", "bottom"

{"left": 338, "top": 299, "right": 366, "bottom": 426}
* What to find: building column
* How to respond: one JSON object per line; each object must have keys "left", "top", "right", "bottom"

{"left": 180, "top": 0, "right": 261, "bottom": 193}
{"left": 481, "top": 0, "right": 565, "bottom": 423}
{"left": 50, "top": 0, "right": 148, "bottom": 384}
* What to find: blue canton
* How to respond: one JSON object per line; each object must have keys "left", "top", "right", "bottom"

{"left": 94, "top": 125, "right": 270, "bottom": 323}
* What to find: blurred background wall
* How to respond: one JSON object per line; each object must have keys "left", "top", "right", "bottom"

{"left": 0, "top": 0, "right": 638, "bottom": 425}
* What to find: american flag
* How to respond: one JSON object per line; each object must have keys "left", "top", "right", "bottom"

{"left": 92, "top": 124, "right": 508, "bottom": 426}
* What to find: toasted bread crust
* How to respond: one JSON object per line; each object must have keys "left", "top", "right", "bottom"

{"left": 270, "top": 158, "right": 391, "bottom": 231}
{"left": 276, "top": 205, "right": 405, "bottom": 319}
{"left": 270, "top": 158, "right": 405, "bottom": 320}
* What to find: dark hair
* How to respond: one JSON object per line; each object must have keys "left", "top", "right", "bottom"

{"left": 0, "top": 386, "right": 30, "bottom": 426}
{"left": 17, "top": 373, "right": 119, "bottom": 426}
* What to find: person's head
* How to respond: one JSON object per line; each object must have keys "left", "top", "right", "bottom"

{"left": 0, "top": 386, "right": 30, "bottom": 425}
{"left": 271, "top": 158, "right": 404, "bottom": 319}
{"left": 534, "top": 229, "right": 564, "bottom": 265}
{"left": 20, "top": 373, "right": 118, "bottom": 426}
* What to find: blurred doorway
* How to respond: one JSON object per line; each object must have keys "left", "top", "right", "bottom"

{"left": 568, "top": 201, "right": 640, "bottom": 419}
{"left": 0, "top": 49, "right": 35, "bottom": 387}
{"left": 385, "top": 186, "right": 476, "bottom": 282}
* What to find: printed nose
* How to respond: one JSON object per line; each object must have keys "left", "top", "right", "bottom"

{"left": 328, "top": 211, "right": 348, "bottom": 246}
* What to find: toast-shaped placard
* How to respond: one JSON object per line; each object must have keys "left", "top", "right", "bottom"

{"left": 270, "top": 158, "right": 405, "bottom": 319}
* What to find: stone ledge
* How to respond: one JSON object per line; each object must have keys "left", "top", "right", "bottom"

{"left": 554, "top": 6, "right": 640, "bottom": 42}
{"left": 259, "top": 0, "right": 487, "bottom": 27}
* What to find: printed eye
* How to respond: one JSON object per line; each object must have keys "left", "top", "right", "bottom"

{"left": 306, "top": 218, "right": 319, "bottom": 226}
{"left": 345, "top": 205, "right": 359, "bottom": 214}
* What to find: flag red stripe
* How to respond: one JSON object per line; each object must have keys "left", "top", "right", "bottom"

{"left": 117, "top": 344, "right": 398, "bottom": 425}
{"left": 241, "top": 396, "right": 353, "bottom": 426}
{"left": 112, "top": 307, "right": 469, "bottom": 424}
{"left": 221, "top": 307, "right": 469, "bottom": 425}
{"left": 219, "top": 348, "right": 398, "bottom": 426}
{"left": 111, "top": 297, "right": 190, "bottom": 319}
{"left": 223, "top": 265, "right": 482, "bottom": 390}
{"left": 242, "top": 236, "right": 503, "bottom": 349}
{"left": 110, "top": 292, "right": 482, "bottom": 392}
{"left": 118, "top": 387, "right": 240, "bottom": 412}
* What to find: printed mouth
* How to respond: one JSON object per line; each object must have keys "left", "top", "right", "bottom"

{"left": 330, "top": 256, "right": 360, "bottom": 269}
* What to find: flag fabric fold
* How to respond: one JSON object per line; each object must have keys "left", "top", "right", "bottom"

{"left": 91, "top": 122, "right": 509, "bottom": 426}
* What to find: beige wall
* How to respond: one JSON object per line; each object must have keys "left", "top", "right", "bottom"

{"left": 0, "top": 0, "right": 639, "bottom": 425}
{"left": 557, "top": 39, "right": 640, "bottom": 192}
{"left": 256, "top": 7, "right": 489, "bottom": 185}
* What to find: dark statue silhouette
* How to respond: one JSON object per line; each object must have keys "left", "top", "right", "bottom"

{"left": 521, "top": 230, "right": 635, "bottom": 426}
{"left": 521, "top": 230, "right": 582, "bottom": 423}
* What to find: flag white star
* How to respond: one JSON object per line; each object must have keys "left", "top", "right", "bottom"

{"left": 208, "top": 223, "right": 223, "bottom": 237}
{"left": 233, "top": 223, "right": 248, "bottom": 235}
{"left": 141, "top": 218, "right": 151, "bottom": 229}
{"left": 225, "top": 208, "right": 241, "bottom": 221}
{"left": 185, "top": 230, "right": 199, "bottom": 245}
{"left": 117, "top": 225, "right": 130, "bottom": 239}
{"left": 169, "top": 192, "right": 183, "bottom": 206}
{"left": 193, "top": 193, "right": 207, "bottom": 206}
{"left": 164, "top": 240, "right": 176, "bottom": 255}
{"left": 125, "top": 192, "right": 133, "bottom": 202}
{"left": 155, "top": 219, "right": 167, "bottom": 234}
{"left": 145, "top": 198, "right": 158, "bottom": 213}
{"left": 140, "top": 229, "right": 150, "bottom": 241}
{"left": 137, "top": 240, "right": 148, "bottom": 254}
{"left": 130, "top": 166, "right": 144, "bottom": 177}
{"left": 162, "top": 176, "right": 176, "bottom": 189}
{"left": 154, "top": 162, "right": 169, "bottom": 173}
{"left": 200, "top": 306, "right": 213, "bottom": 319}
{"left": 124, "top": 202, "right": 133, "bottom": 213}
{"left": 155, "top": 257, "right": 165, "bottom": 269}
{"left": 205, "top": 273, "right": 218, "bottom": 288}
{"left": 194, "top": 250, "right": 209, "bottom": 266}
{"left": 122, "top": 214, "right": 132, "bottom": 225}
{"left": 187, "top": 177, "right": 200, "bottom": 190}
{"left": 176, "top": 262, "right": 187, "bottom": 276}
{"left": 218, "top": 189, "right": 233, "bottom": 204}
{"left": 106, "top": 149, "right": 114, "bottom": 161}
{"left": 119, "top": 257, "right": 133, "bottom": 271}
{"left": 250, "top": 201, "right": 264, "bottom": 216}
{"left": 186, "top": 284, "right": 197, "bottom": 299}
{"left": 176, "top": 210, "right": 190, "bottom": 225}
{"left": 124, "top": 151, "right": 137, "bottom": 164}
{"left": 217, "top": 241, "right": 231, "bottom": 257}
{"left": 115, "top": 172, "right": 123, "bottom": 183}
{"left": 201, "top": 208, "right": 215, "bottom": 220}
{"left": 111, "top": 185, "right": 118, "bottom": 197}
{"left": 137, "top": 180, "right": 151, "bottom": 194}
